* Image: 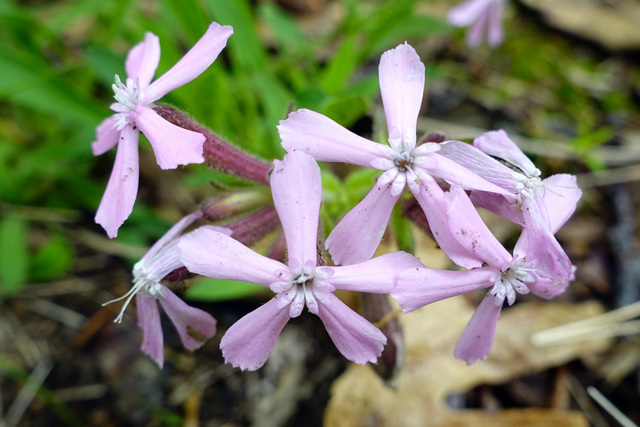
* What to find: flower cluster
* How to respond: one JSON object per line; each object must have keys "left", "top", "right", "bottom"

{"left": 95, "top": 23, "right": 580, "bottom": 369}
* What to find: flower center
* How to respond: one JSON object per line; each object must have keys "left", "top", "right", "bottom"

{"left": 490, "top": 260, "right": 534, "bottom": 306}
{"left": 110, "top": 75, "right": 144, "bottom": 130}
{"left": 112, "top": 74, "right": 141, "bottom": 111}
{"left": 103, "top": 263, "right": 161, "bottom": 323}
{"left": 394, "top": 151, "right": 415, "bottom": 172}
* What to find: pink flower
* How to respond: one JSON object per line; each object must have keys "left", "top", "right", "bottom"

{"left": 92, "top": 22, "right": 233, "bottom": 238}
{"left": 392, "top": 184, "right": 579, "bottom": 364}
{"left": 278, "top": 43, "right": 513, "bottom": 266}
{"left": 447, "top": 0, "right": 507, "bottom": 48}
{"left": 438, "top": 131, "right": 582, "bottom": 282}
{"left": 106, "top": 211, "right": 226, "bottom": 367}
{"left": 178, "top": 151, "right": 422, "bottom": 370}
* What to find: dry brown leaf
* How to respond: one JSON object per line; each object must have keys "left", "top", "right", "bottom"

{"left": 520, "top": 0, "right": 640, "bottom": 51}
{"left": 325, "top": 297, "right": 611, "bottom": 427}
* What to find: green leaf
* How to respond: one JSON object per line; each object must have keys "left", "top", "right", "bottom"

{"left": 321, "top": 94, "right": 369, "bottom": 127}
{"left": 29, "top": 233, "right": 74, "bottom": 282}
{"left": 0, "top": 216, "right": 28, "bottom": 296}
{"left": 185, "top": 278, "right": 266, "bottom": 301}
{"left": 83, "top": 45, "right": 125, "bottom": 87}
{"left": 391, "top": 203, "right": 414, "bottom": 254}
{"left": 0, "top": 50, "right": 104, "bottom": 124}
{"left": 208, "top": 0, "right": 266, "bottom": 71}
{"left": 320, "top": 34, "right": 360, "bottom": 94}
{"left": 343, "top": 168, "right": 380, "bottom": 209}
{"left": 258, "top": 2, "right": 309, "bottom": 55}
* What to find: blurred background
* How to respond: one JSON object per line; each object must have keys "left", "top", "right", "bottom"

{"left": 1, "top": 0, "right": 639, "bottom": 425}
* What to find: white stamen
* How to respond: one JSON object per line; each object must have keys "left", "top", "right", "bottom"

{"left": 490, "top": 259, "right": 534, "bottom": 306}
{"left": 111, "top": 74, "right": 142, "bottom": 130}
{"left": 103, "top": 263, "right": 161, "bottom": 323}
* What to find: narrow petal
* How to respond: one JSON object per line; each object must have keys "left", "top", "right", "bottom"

{"left": 445, "top": 186, "right": 512, "bottom": 268}
{"left": 316, "top": 293, "right": 386, "bottom": 365}
{"left": 527, "top": 274, "right": 568, "bottom": 300}
{"left": 157, "top": 287, "right": 216, "bottom": 351}
{"left": 143, "top": 22, "right": 233, "bottom": 103}
{"left": 454, "top": 291, "right": 502, "bottom": 364}
{"left": 329, "top": 251, "right": 423, "bottom": 293}
{"left": 469, "top": 190, "right": 521, "bottom": 225}
{"left": 140, "top": 211, "right": 206, "bottom": 266}
{"left": 486, "top": 2, "right": 505, "bottom": 48}
{"left": 427, "top": 152, "right": 515, "bottom": 199}
{"left": 136, "top": 293, "right": 164, "bottom": 367}
{"left": 92, "top": 116, "right": 120, "bottom": 156}
{"left": 179, "top": 226, "right": 284, "bottom": 286}
{"left": 125, "top": 32, "right": 160, "bottom": 90}
{"left": 474, "top": 130, "right": 539, "bottom": 178}
{"left": 540, "top": 174, "right": 581, "bottom": 233}
{"left": 95, "top": 125, "right": 140, "bottom": 238}
{"left": 410, "top": 177, "right": 485, "bottom": 269}
{"left": 437, "top": 140, "right": 522, "bottom": 193}
{"left": 271, "top": 151, "right": 321, "bottom": 266}
{"left": 516, "top": 203, "right": 573, "bottom": 282}
{"left": 220, "top": 296, "right": 290, "bottom": 370}
{"left": 378, "top": 43, "right": 425, "bottom": 152}
{"left": 392, "top": 267, "right": 495, "bottom": 313}
{"left": 326, "top": 177, "right": 401, "bottom": 265}
{"left": 465, "top": 9, "right": 488, "bottom": 47}
{"left": 278, "top": 109, "right": 390, "bottom": 168}
{"left": 134, "top": 106, "right": 204, "bottom": 169}
{"left": 447, "top": 0, "right": 495, "bottom": 26}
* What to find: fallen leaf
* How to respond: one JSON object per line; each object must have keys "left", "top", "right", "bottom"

{"left": 325, "top": 297, "right": 611, "bottom": 426}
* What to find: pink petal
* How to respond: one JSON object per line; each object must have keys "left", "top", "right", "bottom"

{"left": 95, "top": 125, "right": 140, "bottom": 239}
{"left": 316, "top": 293, "right": 386, "bottom": 364}
{"left": 140, "top": 211, "right": 206, "bottom": 266}
{"left": 437, "top": 140, "right": 522, "bottom": 193}
{"left": 516, "top": 203, "right": 573, "bottom": 282}
{"left": 427, "top": 152, "right": 515, "bottom": 199}
{"left": 125, "top": 32, "right": 160, "bottom": 90}
{"left": 410, "top": 176, "right": 485, "bottom": 269}
{"left": 137, "top": 292, "right": 164, "bottom": 367}
{"left": 143, "top": 22, "right": 233, "bottom": 103}
{"left": 179, "top": 226, "right": 284, "bottom": 286}
{"left": 392, "top": 267, "right": 495, "bottom": 313}
{"left": 157, "top": 287, "right": 216, "bottom": 351}
{"left": 92, "top": 116, "right": 120, "bottom": 156}
{"left": 271, "top": 151, "right": 321, "bottom": 266}
{"left": 378, "top": 43, "right": 425, "bottom": 153}
{"left": 326, "top": 177, "right": 401, "bottom": 265}
{"left": 329, "top": 251, "right": 423, "bottom": 293}
{"left": 445, "top": 186, "right": 512, "bottom": 268}
{"left": 447, "top": 0, "right": 495, "bottom": 26}
{"left": 527, "top": 274, "right": 568, "bottom": 300}
{"left": 465, "top": 8, "right": 489, "bottom": 47}
{"left": 454, "top": 291, "right": 502, "bottom": 364}
{"left": 540, "top": 174, "right": 581, "bottom": 233}
{"left": 474, "top": 130, "right": 539, "bottom": 177}
{"left": 278, "top": 109, "right": 391, "bottom": 169}
{"left": 134, "top": 106, "right": 204, "bottom": 169}
{"left": 469, "top": 190, "right": 521, "bottom": 224}
{"left": 220, "top": 296, "right": 291, "bottom": 370}
{"left": 486, "top": 1, "right": 505, "bottom": 48}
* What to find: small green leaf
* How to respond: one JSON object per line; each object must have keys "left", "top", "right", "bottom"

{"left": 185, "top": 278, "right": 266, "bottom": 301}
{"left": 321, "top": 94, "right": 369, "bottom": 127}
{"left": 0, "top": 216, "right": 28, "bottom": 296}
{"left": 29, "top": 233, "right": 74, "bottom": 282}
{"left": 343, "top": 168, "right": 380, "bottom": 208}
